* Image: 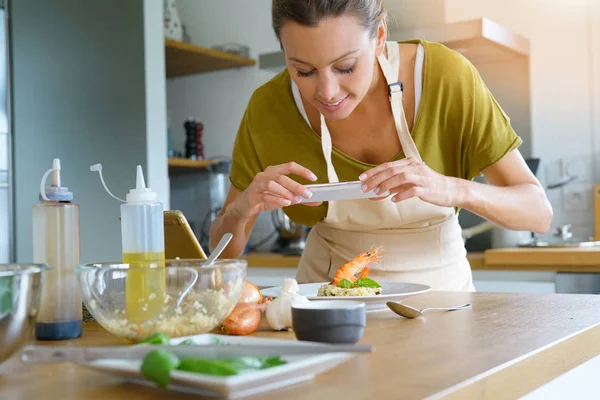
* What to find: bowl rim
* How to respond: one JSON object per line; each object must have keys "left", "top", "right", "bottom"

{"left": 292, "top": 300, "right": 366, "bottom": 310}
{"left": 75, "top": 258, "right": 248, "bottom": 272}
{"left": 0, "top": 263, "right": 52, "bottom": 277}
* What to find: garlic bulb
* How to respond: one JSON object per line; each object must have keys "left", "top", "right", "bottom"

{"left": 266, "top": 279, "right": 310, "bottom": 331}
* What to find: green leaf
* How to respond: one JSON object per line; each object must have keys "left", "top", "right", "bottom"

{"left": 141, "top": 350, "right": 180, "bottom": 388}
{"left": 355, "top": 278, "right": 381, "bottom": 288}
{"left": 179, "top": 339, "right": 194, "bottom": 345}
{"left": 259, "top": 357, "right": 287, "bottom": 369}
{"left": 140, "top": 332, "right": 171, "bottom": 345}
{"left": 177, "top": 358, "right": 241, "bottom": 376}
{"left": 337, "top": 278, "right": 354, "bottom": 289}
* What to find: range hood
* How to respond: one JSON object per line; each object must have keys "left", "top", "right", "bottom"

{"left": 259, "top": 0, "right": 530, "bottom": 72}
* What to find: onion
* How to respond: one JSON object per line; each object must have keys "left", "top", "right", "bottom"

{"left": 238, "top": 281, "right": 262, "bottom": 304}
{"left": 220, "top": 303, "right": 262, "bottom": 335}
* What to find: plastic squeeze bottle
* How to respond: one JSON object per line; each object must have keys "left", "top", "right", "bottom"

{"left": 90, "top": 163, "right": 165, "bottom": 323}
{"left": 33, "top": 158, "right": 82, "bottom": 340}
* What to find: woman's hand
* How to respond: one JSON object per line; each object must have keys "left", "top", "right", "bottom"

{"left": 359, "top": 157, "right": 460, "bottom": 207}
{"left": 229, "top": 162, "right": 322, "bottom": 221}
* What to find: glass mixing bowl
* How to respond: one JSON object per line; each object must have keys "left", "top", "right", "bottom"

{"left": 76, "top": 259, "right": 247, "bottom": 342}
{"left": 0, "top": 264, "right": 51, "bottom": 365}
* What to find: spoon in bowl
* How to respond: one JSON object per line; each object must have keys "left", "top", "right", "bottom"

{"left": 386, "top": 301, "right": 472, "bottom": 319}
{"left": 175, "top": 233, "right": 233, "bottom": 308}
{"left": 205, "top": 232, "right": 233, "bottom": 267}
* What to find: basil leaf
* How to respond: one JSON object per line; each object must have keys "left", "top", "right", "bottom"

{"left": 140, "top": 332, "right": 171, "bottom": 344}
{"left": 140, "top": 332, "right": 171, "bottom": 345}
{"left": 355, "top": 278, "right": 381, "bottom": 288}
{"left": 177, "top": 358, "right": 241, "bottom": 376}
{"left": 337, "top": 278, "right": 354, "bottom": 289}
{"left": 179, "top": 339, "right": 194, "bottom": 345}
{"left": 141, "top": 350, "right": 180, "bottom": 388}
{"left": 259, "top": 357, "right": 287, "bottom": 369}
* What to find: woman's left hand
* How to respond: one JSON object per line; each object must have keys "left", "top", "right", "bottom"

{"left": 359, "top": 157, "right": 460, "bottom": 207}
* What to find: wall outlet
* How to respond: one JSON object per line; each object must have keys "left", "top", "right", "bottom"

{"left": 563, "top": 183, "right": 594, "bottom": 211}
{"left": 563, "top": 156, "right": 592, "bottom": 183}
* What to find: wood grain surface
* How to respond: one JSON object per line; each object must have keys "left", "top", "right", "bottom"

{"left": 2, "top": 291, "right": 600, "bottom": 399}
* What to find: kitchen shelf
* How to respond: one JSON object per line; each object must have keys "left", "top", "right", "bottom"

{"left": 165, "top": 39, "right": 256, "bottom": 78}
{"left": 167, "top": 158, "right": 218, "bottom": 169}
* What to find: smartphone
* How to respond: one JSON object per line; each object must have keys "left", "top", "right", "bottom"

{"left": 164, "top": 210, "right": 207, "bottom": 259}
{"left": 300, "top": 181, "right": 390, "bottom": 203}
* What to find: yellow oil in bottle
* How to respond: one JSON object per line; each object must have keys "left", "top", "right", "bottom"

{"left": 123, "top": 251, "right": 166, "bottom": 323}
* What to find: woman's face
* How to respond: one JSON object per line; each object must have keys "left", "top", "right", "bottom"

{"left": 280, "top": 15, "right": 386, "bottom": 121}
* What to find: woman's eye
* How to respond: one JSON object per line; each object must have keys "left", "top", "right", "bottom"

{"left": 296, "top": 69, "right": 315, "bottom": 78}
{"left": 337, "top": 65, "right": 356, "bottom": 75}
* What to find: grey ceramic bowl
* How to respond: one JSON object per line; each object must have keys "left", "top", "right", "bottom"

{"left": 291, "top": 300, "right": 366, "bottom": 344}
{"left": 0, "top": 264, "right": 50, "bottom": 365}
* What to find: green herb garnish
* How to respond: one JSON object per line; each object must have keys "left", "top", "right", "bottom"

{"left": 336, "top": 277, "right": 381, "bottom": 289}
{"left": 337, "top": 278, "right": 354, "bottom": 288}
{"left": 140, "top": 332, "right": 171, "bottom": 345}
{"left": 179, "top": 339, "right": 194, "bottom": 345}
{"left": 141, "top": 350, "right": 180, "bottom": 388}
{"left": 355, "top": 278, "right": 382, "bottom": 288}
{"left": 140, "top": 338, "right": 289, "bottom": 387}
{"left": 177, "top": 356, "right": 286, "bottom": 376}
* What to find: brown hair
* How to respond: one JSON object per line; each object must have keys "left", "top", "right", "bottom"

{"left": 272, "top": 0, "right": 386, "bottom": 41}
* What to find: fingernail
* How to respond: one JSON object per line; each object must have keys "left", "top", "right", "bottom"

{"left": 284, "top": 200, "right": 291, "bottom": 206}
{"left": 305, "top": 191, "right": 313, "bottom": 199}
{"left": 361, "top": 184, "right": 367, "bottom": 192}
{"left": 359, "top": 174, "right": 366, "bottom": 181}
{"left": 309, "top": 173, "right": 318, "bottom": 181}
{"left": 374, "top": 187, "right": 380, "bottom": 194}
{"left": 294, "top": 196, "right": 302, "bottom": 203}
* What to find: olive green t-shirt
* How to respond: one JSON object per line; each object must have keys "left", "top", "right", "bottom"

{"left": 229, "top": 39, "right": 522, "bottom": 227}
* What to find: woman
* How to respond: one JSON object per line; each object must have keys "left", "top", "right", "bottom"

{"left": 209, "top": 0, "right": 553, "bottom": 291}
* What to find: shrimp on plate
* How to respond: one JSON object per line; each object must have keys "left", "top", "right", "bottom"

{"left": 317, "top": 246, "right": 386, "bottom": 297}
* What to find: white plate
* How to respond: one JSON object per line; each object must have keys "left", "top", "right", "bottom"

{"left": 261, "top": 282, "right": 431, "bottom": 312}
{"left": 82, "top": 334, "right": 355, "bottom": 399}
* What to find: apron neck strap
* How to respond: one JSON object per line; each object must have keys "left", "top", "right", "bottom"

{"left": 320, "top": 114, "right": 340, "bottom": 183}
{"left": 377, "top": 41, "right": 422, "bottom": 161}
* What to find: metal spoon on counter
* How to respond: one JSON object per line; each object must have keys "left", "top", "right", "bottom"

{"left": 386, "top": 301, "right": 472, "bottom": 319}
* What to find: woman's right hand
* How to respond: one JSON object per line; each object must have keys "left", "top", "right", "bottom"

{"left": 229, "top": 162, "right": 321, "bottom": 221}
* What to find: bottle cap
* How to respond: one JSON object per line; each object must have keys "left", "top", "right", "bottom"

{"left": 126, "top": 165, "right": 157, "bottom": 203}
{"left": 39, "top": 158, "right": 73, "bottom": 202}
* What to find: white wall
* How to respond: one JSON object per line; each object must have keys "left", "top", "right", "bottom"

{"left": 11, "top": 0, "right": 168, "bottom": 263}
{"left": 166, "top": 0, "right": 278, "bottom": 158}
{"left": 443, "top": 0, "right": 599, "bottom": 238}
{"left": 592, "top": 0, "right": 600, "bottom": 175}
{"left": 144, "top": 0, "right": 169, "bottom": 209}
{"left": 167, "top": 0, "right": 280, "bottom": 247}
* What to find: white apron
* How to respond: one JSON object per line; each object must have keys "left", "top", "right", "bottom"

{"left": 296, "top": 41, "right": 475, "bottom": 292}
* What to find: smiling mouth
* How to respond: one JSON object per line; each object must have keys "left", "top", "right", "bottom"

{"left": 319, "top": 95, "right": 348, "bottom": 107}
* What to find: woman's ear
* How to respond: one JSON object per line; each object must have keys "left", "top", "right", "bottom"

{"left": 375, "top": 18, "right": 387, "bottom": 56}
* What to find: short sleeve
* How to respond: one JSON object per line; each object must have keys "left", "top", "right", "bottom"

{"left": 463, "top": 64, "right": 522, "bottom": 180}
{"left": 229, "top": 104, "right": 263, "bottom": 192}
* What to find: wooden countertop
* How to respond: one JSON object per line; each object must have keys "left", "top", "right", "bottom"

{"left": 3, "top": 291, "right": 600, "bottom": 399}
{"left": 242, "top": 248, "right": 600, "bottom": 272}
{"left": 484, "top": 247, "right": 600, "bottom": 272}
{"left": 241, "top": 252, "right": 487, "bottom": 269}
